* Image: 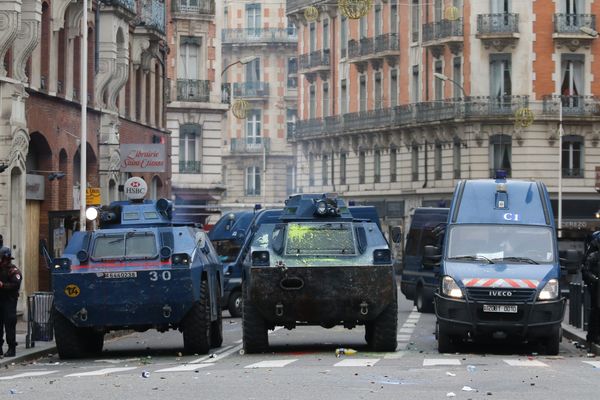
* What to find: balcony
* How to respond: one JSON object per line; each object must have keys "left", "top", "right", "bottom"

{"left": 100, "top": 0, "right": 137, "bottom": 14}
{"left": 422, "top": 18, "right": 464, "bottom": 56}
{"left": 176, "top": 79, "right": 210, "bottom": 102}
{"left": 230, "top": 138, "right": 271, "bottom": 154}
{"left": 222, "top": 28, "right": 297, "bottom": 45}
{"left": 179, "top": 160, "right": 202, "bottom": 174}
{"left": 463, "top": 95, "right": 529, "bottom": 117}
{"left": 171, "top": 0, "right": 214, "bottom": 16}
{"left": 542, "top": 95, "right": 600, "bottom": 117}
{"left": 298, "top": 49, "right": 330, "bottom": 81}
{"left": 232, "top": 82, "right": 269, "bottom": 99}
{"left": 137, "top": 0, "right": 166, "bottom": 34}
{"left": 476, "top": 13, "right": 520, "bottom": 51}
{"left": 553, "top": 14, "right": 597, "bottom": 50}
{"left": 347, "top": 33, "right": 399, "bottom": 71}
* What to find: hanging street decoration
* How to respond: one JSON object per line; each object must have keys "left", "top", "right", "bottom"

{"left": 304, "top": 6, "right": 319, "bottom": 22}
{"left": 231, "top": 99, "right": 249, "bottom": 119}
{"left": 514, "top": 107, "right": 535, "bottom": 128}
{"left": 339, "top": 0, "right": 372, "bottom": 20}
{"left": 444, "top": 6, "right": 460, "bottom": 21}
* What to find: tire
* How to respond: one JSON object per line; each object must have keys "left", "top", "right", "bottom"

{"left": 242, "top": 284, "right": 268, "bottom": 354}
{"left": 228, "top": 290, "right": 243, "bottom": 318}
{"left": 210, "top": 283, "right": 223, "bottom": 348}
{"left": 368, "top": 299, "right": 398, "bottom": 352}
{"left": 53, "top": 308, "right": 86, "bottom": 359}
{"left": 83, "top": 331, "right": 104, "bottom": 355}
{"left": 415, "top": 285, "right": 434, "bottom": 314}
{"left": 183, "top": 280, "right": 211, "bottom": 355}
{"left": 437, "top": 321, "right": 455, "bottom": 353}
{"left": 542, "top": 326, "right": 561, "bottom": 356}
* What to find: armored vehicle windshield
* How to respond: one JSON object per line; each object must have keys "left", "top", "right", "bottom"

{"left": 91, "top": 232, "right": 158, "bottom": 260}
{"left": 284, "top": 222, "right": 356, "bottom": 256}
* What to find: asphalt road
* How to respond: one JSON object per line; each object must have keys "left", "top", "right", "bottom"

{"left": 1, "top": 295, "right": 598, "bottom": 400}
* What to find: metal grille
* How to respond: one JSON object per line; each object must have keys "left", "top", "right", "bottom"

{"left": 466, "top": 288, "right": 536, "bottom": 303}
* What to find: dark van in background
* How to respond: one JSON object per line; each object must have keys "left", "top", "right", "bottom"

{"left": 401, "top": 207, "right": 449, "bottom": 313}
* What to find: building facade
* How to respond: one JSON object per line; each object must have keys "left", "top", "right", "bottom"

{"left": 0, "top": 0, "right": 170, "bottom": 309}
{"left": 287, "top": 0, "right": 600, "bottom": 246}
{"left": 166, "top": 0, "right": 229, "bottom": 224}
{"left": 220, "top": 0, "right": 298, "bottom": 208}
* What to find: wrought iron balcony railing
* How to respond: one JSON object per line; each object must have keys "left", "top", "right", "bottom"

{"left": 222, "top": 28, "right": 297, "bottom": 44}
{"left": 101, "top": 0, "right": 136, "bottom": 13}
{"left": 374, "top": 33, "right": 400, "bottom": 52}
{"left": 230, "top": 137, "right": 271, "bottom": 154}
{"left": 463, "top": 95, "right": 529, "bottom": 116}
{"left": 563, "top": 168, "right": 583, "bottom": 178}
{"left": 179, "top": 160, "right": 202, "bottom": 174}
{"left": 138, "top": 0, "right": 166, "bottom": 33}
{"left": 477, "top": 13, "right": 519, "bottom": 35}
{"left": 348, "top": 37, "right": 374, "bottom": 58}
{"left": 176, "top": 79, "right": 210, "bottom": 102}
{"left": 232, "top": 81, "right": 270, "bottom": 98}
{"left": 542, "top": 95, "right": 600, "bottom": 116}
{"left": 422, "top": 18, "right": 464, "bottom": 42}
{"left": 554, "top": 13, "right": 596, "bottom": 34}
{"left": 299, "top": 49, "right": 331, "bottom": 70}
{"left": 171, "top": 0, "right": 214, "bottom": 15}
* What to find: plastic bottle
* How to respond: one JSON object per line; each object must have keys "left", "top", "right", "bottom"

{"left": 335, "top": 348, "right": 357, "bottom": 357}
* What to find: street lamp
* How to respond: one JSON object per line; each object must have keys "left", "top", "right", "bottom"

{"left": 434, "top": 72, "right": 466, "bottom": 98}
{"left": 221, "top": 56, "right": 258, "bottom": 77}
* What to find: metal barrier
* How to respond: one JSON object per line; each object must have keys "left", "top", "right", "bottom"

{"left": 25, "top": 292, "right": 54, "bottom": 348}
{"left": 569, "top": 282, "right": 592, "bottom": 331}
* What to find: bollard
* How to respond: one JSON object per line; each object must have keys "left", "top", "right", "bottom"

{"left": 569, "top": 282, "right": 582, "bottom": 328}
{"left": 584, "top": 283, "right": 591, "bottom": 332}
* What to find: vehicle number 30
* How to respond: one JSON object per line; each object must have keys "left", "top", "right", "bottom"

{"left": 149, "top": 271, "right": 172, "bottom": 281}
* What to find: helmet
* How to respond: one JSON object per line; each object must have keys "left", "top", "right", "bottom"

{"left": 0, "top": 246, "right": 12, "bottom": 260}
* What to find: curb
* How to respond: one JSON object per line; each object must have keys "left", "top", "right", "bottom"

{"left": 562, "top": 323, "right": 600, "bottom": 354}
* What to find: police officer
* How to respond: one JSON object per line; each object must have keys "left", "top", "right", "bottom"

{"left": 582, "top": 232, "right": 600, "bottom": 348}
{"left": 0, "top": 246, "right": 22, "bottom": 357}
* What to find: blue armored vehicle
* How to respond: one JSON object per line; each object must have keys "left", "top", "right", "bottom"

{"left": 51, "top": 178, "right": 224, "bottom": 359}
{"left": 241, "top": 194, "right": 399, "bottom": 353}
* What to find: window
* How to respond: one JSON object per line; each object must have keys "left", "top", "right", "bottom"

{"left": 412, "top": 145, "right": 419, "bottom": 181}
{"left": 435, "top": 60, "right": 443, "bottom": 100}
{"left": 374, "top": 72, "right": 382, "bottom": 109}
{"left": 489, "top": 134, "right": 512, "bottom": 177}
{"left": 286, "top": 165, "right": 295, "bottom": 195}
{"left": 246, "top": 166, "right": 261, "bottom": 196}
{"left": 375, "top": 5, "right": 382, "bottom": 36}
{"left": 341, "top": 79, "right": 348, "bottom": 114}
{"left": 359, "top": 75, "right": 367, "bottom": 112}
{"left": 178, "top": 38, "right": 199, "bottom": 79}
{"left": 310, "top": 22, "right": 316, "bottom": 52}
{"left": 309, "top": 153, "right": 315, "bottom": 186}
{"left": 340, "top": 152, "right": 347, "bottom": 185}
{"left": 453, "top": 139, "right": 461, "bottom": 179}
{"left": 434, "top": 143, "right": 442, "bottom": 180}
{"left": 491, "top": 0, "right": 510, "bottom": 13}
{"left": 360, "top": 16, "right": 367, "bottom": 39}
{"left": 341, "top": 16, "right": 348, "bottom": 57}
{"left": 562, "top": 0, "right": 581, "bottom": 26}
{"left": 92, "top": 233, "right": 157, "bottom": 260}
{"left": 390, "top": 69, "right": 398, "bottom": 107}
{"left": 246, "top": 109, "right": 262, "bottom": 145}
{"left": 286, "top": 109, "right": 297, "bottom": 138}
{"left": 246, "top": 3, "right": 261, "bottom": 37}
{"left": 322, "top": 154, "right": 329, "bottom": 185}
{"left": 411, "top": 0, "right": 420, "bottom": 42}
{"left": 322, "top": 82, "right": 329, "bottom": 117}
{"left": 359, "top": 151, "right": 366, "bottom": 184}
{"left": 435, "top": 0, "right": 443, "bottom": 22}
{"left": 323, "top": 19, "right": 330, "bottom": 50}
{"left": 246, "top": 57, "right": 261, "bottom": 82}
{"left": 562, "top": 135, "right": 583, "bottom": 177}
{"left": 285, "top": 222, "right": 356, "bottom": 256}
{"left": 179, "top": 123, "right": 202, "bottom": 173}
{"left": 390, "top": 2, "right": 398, "bottom": 34}
{"left": 387, "top": 147, "right": 397, "bottom": 183}
{"left": 412, "top": 65, "right": 420, "bottom": 103}
{"left": 287, "top": 18, "right": 297, "bottom": 37}
{"left": 287, "top": 57, "right": 298, "bottom": 88}
{"left": 490, "top": 54, "right": 512, "bottom": 110}
{"left": 374, "top": 150, "right": 381, "bottom": 183}
{"left": 561, "top": 54, "right": 584, "bottom": 111}
{"left": 453, "top": 57, "right": 462, "bottom": 99}
{"left": 309, "top": 84, "right": 316, "bottom": 118}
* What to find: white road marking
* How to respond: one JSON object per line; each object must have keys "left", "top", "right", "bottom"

{"left": 189, "top": 345, "right": 234, "bottom": 364}
{"left": 503, "top": 359, "right": 548, "bottom": 367}
{"left": 244, "top": 359, "right": 298, "bottom": 368}
{"left": 423, "top": 358, "right": 461, "bottom": 366}
{"left": 202, "top": 344, "right": 243, "bottom": 363}
{"left": 583, "top": 361, "right": 600, "bottom": 368}
{"left": 399, "top": 327, "right": 414, "bottom": 334}
{"left": 384, "top": 351, "right": 405, "bottom": 359}
{"left": 155, "top": 364, "right": 213, "bottom": 372}
{"left": 64, "top": 367, "right": 138, "bottom": 377}
{"left": 334, "top": 358, "right": 379, "bottom": 367}
{"left": 397, "top": 334, "right": 412, "bottom": 341}
{"left": 0, "top": 371, "right": 58, "bottom": 380}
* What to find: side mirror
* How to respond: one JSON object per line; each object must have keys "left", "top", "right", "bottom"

{"left": 391, "top": 226, "right": 402, "bottom": 244}
{"left": 423, "top": 245, "right": 442, "bottom": 270}
{"left": 560, "top": 249, "right": 580, "bottom": 274}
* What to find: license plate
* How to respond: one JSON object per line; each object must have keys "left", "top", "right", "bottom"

{"left": 103, "top": 272, "right": 137, "bottom": 279}
{"left": 483, "top": 304, "right": 517, "bottom": 313}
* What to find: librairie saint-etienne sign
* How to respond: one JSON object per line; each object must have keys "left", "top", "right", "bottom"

{"left": 120, "top": 144, "right": 166, "bottom": 173}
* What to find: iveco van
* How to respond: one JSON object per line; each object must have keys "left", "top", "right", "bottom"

{"left": 427, "top": 174, "right": 577, "bottom": 354}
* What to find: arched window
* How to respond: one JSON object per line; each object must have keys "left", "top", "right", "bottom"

{"left": 489, "top": 134, "right": 512, "bottom": 177}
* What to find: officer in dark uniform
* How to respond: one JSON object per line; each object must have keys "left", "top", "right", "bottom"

{"left": 582, "top": 232, "right": 600, "bottom": 348}
{"left": 0, "top": 246, "right": 22, "bottom": 357}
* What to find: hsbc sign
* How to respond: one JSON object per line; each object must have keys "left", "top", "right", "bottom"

{"left": 120, "top": 144, "right": 166, "bottom": 173}
{"left": 124, "top": 177, "right": 148, "bottom": 200}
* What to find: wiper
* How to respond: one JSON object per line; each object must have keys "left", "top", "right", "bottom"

{"left": 448, "top": 255, "right": 494, "bottom": 264}
{"left": 494, "top": 256, "right": 539, "bottom": 265}
{"left": 109, "top": 237, "right": 124, "bottom": 244}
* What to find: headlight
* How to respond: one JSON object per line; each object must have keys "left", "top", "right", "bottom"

{"left": 442, "top": 276, "right": 463, "bottom": 299}
{"left": 538, "top": 279, "right": 559, "bottom": 300}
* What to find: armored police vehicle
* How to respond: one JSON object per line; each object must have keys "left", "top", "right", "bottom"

{"left": 209, "top": 211, "right": 256, "bottom": 317}
{"left": 51, "top": 177, "right": 224, "bottom": 359}
{"left": 426, "top": 174, "right": 576, "bottom": 354}
{"left": 242, "top": 194, "right": 398, "bottom": 353}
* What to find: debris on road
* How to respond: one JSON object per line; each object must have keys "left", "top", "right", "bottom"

{"left": 142, "top": 371, "right": 150, "bottom": 378}
{"left": 462, "top": 386, "right": 477, "bottom": 392}
{"left": 446, "top": 392, "right": 456, "bottom": 397}
{"left": 335, "top": 348, "right": 357, "bottom": 357}
{"left": 446, "top": 372, "right": 456, "bottom": 377}
{"left": 466, "top": 365, "right": 476, "bottom": 372}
